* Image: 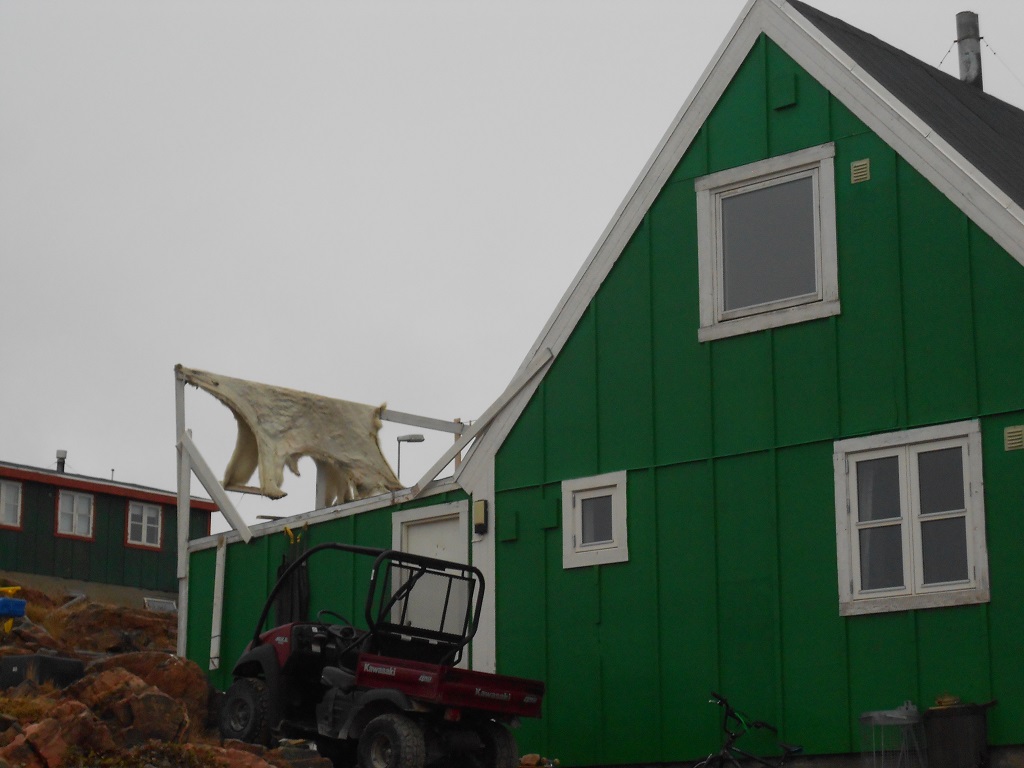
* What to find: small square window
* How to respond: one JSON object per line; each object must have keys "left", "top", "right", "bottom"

{"left": 562, "top": 471, "right": 628, "bottom": 569}
{"left": 834, "top": 420, "right": 989, "bottom": 616}
{"left": 695, "top": 143, "right": 839, "bottom": 341}
{"left": 57, "top": 490, "right": 94, "bottom": 539}
{"left": 0, "top": 480, "right": 22, "bottom": 529}
{"left": 127, "top": 501, "right": 162, "bottom": 549}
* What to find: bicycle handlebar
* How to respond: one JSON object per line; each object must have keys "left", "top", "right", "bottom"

{"left": 707, "top": 692, "right": 780, "bottom": 735}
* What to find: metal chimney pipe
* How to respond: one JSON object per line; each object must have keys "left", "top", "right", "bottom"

{"left": 956, "top": 11, "right": 983, "bottom": 90}
{"left": 56, "top": 449, "right": 67, "bottom": 473}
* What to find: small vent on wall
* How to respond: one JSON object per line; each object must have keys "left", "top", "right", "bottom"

{"left": 851, "top": 159, "right": 871, "bottom": 184}
{"left": 1005, "top": 426, "right": 1024, "bottom": 451}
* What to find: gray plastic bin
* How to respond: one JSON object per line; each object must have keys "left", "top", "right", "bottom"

{"left": 924, "top": 702, "right": 995, "bottom": 768}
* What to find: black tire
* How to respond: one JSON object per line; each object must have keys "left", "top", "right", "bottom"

{"left": 475, "top": 722, "right": 518, "bottom": 768}
{"left": 358, "top": 713, "right": 426, "bottom": 768}
{"left": 220, "top": 677, "right": 270, "bottom": 745}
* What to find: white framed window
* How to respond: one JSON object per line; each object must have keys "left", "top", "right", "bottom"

{"left": 562, "top": 470, "right": 628, "bottom": 569}
{"left": 695, "top": 143, "right": 839, "bottom": 341}
{"left": 57, "top": 489, "right": 94, "bottom": 539}
{"left": 834, "top": 420, "right": 989, "bottom": 616}
{"left": 127, "top": 501, "right": 162, "bottom": 548}
{"left": 0, "top": 480, "right": 22, "bottom": 529}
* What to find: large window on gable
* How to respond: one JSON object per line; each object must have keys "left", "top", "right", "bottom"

{"left": 834, "top": 420, "right": 989, "bottom": 616}
{"left": 0, "top": 480, "right": 22, "bottom": 529}
{"left": 562, "top": 471, "right": 628, "bottom": 569}
{"left": 127, "top": 501, "right": 162, "bottom": 549}
{"left": 57, "top": 489, "right": 94, "bottom": 539}
{"left": 695, "top": 142, "right": 839, "bottom": 341}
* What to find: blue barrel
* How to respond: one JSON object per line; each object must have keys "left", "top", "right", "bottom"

{"left": 0, "top": 597, "right": 26, "bottom": 619}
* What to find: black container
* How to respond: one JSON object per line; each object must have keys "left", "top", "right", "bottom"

{"left": 924, "top": 702, "right": 996, "bottom": 768}
{"left": 0, "top": 654, "right": 85, "bottom": 689}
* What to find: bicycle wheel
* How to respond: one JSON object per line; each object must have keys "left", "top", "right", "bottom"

{"left": 693, "top": 754, "right": 724, "bottom": 768}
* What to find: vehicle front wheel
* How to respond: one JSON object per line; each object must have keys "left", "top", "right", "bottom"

{"left": 220, "top": 677, "right": 270, "bottom": 745}
{"left": 358, "top": 713, "right": 426, "bottom": 768}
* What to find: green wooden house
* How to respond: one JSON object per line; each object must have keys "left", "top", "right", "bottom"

{"left": 0, "top": 458, "right": 215, "bottom": 601}
{"left": 182, "top": 0, "right": 1024, "bottom": 764}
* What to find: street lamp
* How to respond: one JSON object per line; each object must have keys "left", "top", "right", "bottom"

{"left": 396, "top": 434, "right": 425, "bottom": 483}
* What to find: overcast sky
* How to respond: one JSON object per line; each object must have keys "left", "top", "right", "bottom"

{"left": 2, "top": 1, "right": 1022, "bottom": 529}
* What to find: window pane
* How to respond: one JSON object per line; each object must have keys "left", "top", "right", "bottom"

{"left": 918, "top": 447, "right": 965, "bottom": 515}
{"left": 0, "top": 483, "right": 17, "bottom": 525}
{"left": 921, "top": 517, "right": 969, "bottom": 584}
{"left": 721, "top": 176, "right": 816, "bottom": 311}
{"left": 581, "top": 495, "right": 613, "bottom": 545}
{"left": 859, "top": 525, "right": 904, "bottom": 590}
{"left": 856, "top": 456, "right": 901, "bottom": 522}
{"left": 58, "top": 492, "right": 74, "bottom": 533}
{"left": 145, "top": 526, "right": 159, "bottom": 546}
{"left": 130, "top": 521, "right": 143, "bottom": 542}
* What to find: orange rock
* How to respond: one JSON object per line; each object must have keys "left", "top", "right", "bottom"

{"left": 89, "top": 651, "right": 211, "bottom": 726}
{"left": 0, "top": 733, "right": 45, "bottom": 768}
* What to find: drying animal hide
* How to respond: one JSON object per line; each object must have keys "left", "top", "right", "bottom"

{"left": 176, "top": 365, "right": 402, "bottom": 505}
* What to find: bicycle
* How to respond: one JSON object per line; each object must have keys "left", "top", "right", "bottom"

{"left": 694, "top": 692, "right": 803, "bottom": 768}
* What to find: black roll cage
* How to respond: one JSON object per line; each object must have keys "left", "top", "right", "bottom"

{"left": 249, "top": 541, "right": 485, "bottom": 661}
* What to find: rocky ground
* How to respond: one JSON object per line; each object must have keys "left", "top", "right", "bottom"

{"left": 0, "top": 581, "right": 330, "bottom": 768}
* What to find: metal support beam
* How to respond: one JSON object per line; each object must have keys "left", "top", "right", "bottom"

{"left": 179, "top": 431, "right": 253, "bottom": 543}
{"left": 175, "top": 372, "right": 190, "bottom": 657}
{"left": 380, "top": 409, "right": 465, "bottom": 435}
{"left": 209, "top": 536, "right": 227, "bottom": 671}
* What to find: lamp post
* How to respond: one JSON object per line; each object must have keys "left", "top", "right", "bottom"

{"left": 396, "top": 434, "right": 425, "bottom": 483}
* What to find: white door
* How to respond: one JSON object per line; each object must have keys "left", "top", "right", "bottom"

{"left": 392, "top": 501, "right": 469, "bottom": 562}
{"left": 391, "top": 502, "right": 471, "bottom": 649}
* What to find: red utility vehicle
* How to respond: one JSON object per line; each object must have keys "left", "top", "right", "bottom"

{"left": 220, "top": 543, "right": 544, "bottom": 768}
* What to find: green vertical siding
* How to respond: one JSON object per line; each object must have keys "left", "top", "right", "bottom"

{"left": 596, "top": 224, "right": 655, "bottom": 472}
{"left": 979, "top": 413, "right": 1024, "bottom": 737}
{"left": 494, "top": 33, "right": 1024, "bottom": 765}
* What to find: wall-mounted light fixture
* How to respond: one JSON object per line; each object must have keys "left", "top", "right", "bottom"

{"left": 473, "top": 499, "right": 488, "bottom": 535}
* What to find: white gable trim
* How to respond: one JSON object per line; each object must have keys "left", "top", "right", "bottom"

{"left": 456, "top": 0, "right": 1024, "bottom": 488}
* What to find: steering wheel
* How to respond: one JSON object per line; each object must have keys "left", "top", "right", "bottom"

{"left": 315, "top": 610, "right": 352, "bottom": 626}
{"left": 316, "top": 609, "right": 357, "bottom": 641}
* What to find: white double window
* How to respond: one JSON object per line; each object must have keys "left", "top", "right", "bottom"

{"left": 0, "top": 480, "right": 22, "bottom": 528}
{"left": 562, "top": 471, "right": 628, "bottom": 569}
{"left": 695, "top": 143, "right": 839, "bottom": 341}
{"left": 127, "top": 501, "right": 162, "bottom": 548}
{"left": 834, "top": 421, "right": 989, "bottom": 615}
{"left": 57, "top": 489, "right": 94, "bottom": 539}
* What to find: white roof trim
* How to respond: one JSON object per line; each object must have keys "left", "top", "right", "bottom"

{"left": 457, "top": 0, "right": 1024, "bottom": 484}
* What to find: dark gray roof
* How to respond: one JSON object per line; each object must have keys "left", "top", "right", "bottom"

{"left": 790, "top": 0, "right": 1024, "bottom": 210}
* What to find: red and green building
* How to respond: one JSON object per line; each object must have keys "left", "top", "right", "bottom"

{"left": 0, "top": 459, "right": 214, "bottom": 602}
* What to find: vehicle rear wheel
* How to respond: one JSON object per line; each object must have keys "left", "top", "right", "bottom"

{"left": 358, "top": 713, "right": 425, "bottom": 768}
{"left": 220, "top": 677, "right": 270, "bottom": 745}
{"left": 475, "top": 722, "right": 518, "bottom": 768}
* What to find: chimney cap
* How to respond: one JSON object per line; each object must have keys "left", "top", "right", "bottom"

{"left": 56, "top": 449, "right": 67, "bottom": 460}
{"left": 956, "top": 10, "right": 984, "bottom": 90}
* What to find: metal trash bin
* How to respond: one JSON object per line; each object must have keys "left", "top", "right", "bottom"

{"left": 924, "top": 702, "right": 995, "bottom": 768}
{"left": 861, "top": 702, "right": 928, "bottom": 768}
